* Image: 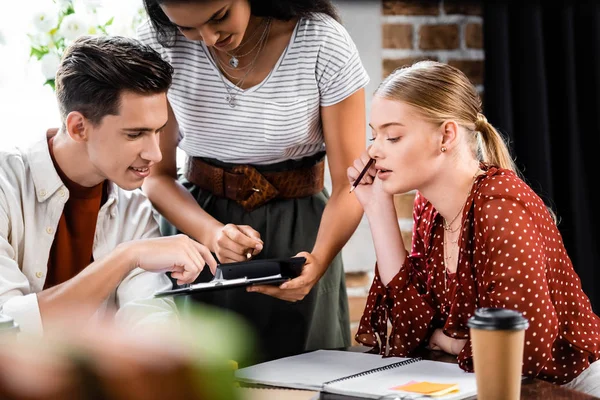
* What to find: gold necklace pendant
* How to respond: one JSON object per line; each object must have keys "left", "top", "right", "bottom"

{"left": 207, "top": 18, "right": 272, "bottom": 109}
{"left": 443, "top": 222, "right": 461, "bottom": 233}
{"left": 442, "top": 168, "right": 482, "bottom": 232}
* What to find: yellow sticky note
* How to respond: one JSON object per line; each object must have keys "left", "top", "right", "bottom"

{"left": 392, "top": 381, "right": 459, "bottom": 397}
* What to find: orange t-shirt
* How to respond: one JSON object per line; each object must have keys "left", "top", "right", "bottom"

{"left": 44, "top": 137, "right": 107, "bottom": 289}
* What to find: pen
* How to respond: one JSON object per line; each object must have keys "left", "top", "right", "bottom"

{"left": 349, "top": 158, "right": 375, "bottom": 193}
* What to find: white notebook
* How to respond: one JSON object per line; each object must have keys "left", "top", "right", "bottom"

{"left": 236, "top": 350, "right": 477, "bottom": 399}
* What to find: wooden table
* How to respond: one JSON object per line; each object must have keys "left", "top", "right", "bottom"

{"left": 317, "top": 347, "right": 599, "bottom": 400}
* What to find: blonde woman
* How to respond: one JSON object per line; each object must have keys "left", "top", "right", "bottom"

{"left": 349, "top": 61, "right": 600, "bottom": 395}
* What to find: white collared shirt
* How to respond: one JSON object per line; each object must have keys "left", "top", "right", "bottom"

{"left": 0, "top": 138, "right": 177, "bottom": 334}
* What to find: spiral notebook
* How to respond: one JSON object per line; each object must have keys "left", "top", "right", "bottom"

{"left": 235, "top": 350, "right": 477, "bottom": 399}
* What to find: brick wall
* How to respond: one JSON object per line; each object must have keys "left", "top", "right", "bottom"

{"left": 381, "top": 0, "right": 484, "bottom": 85}
{"left": 346, "top": 0, "right": 484, "bottom": 341}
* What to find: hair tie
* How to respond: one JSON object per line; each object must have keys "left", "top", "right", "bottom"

{"left": 475, "top": 113, "right": 488, "bottom": 131}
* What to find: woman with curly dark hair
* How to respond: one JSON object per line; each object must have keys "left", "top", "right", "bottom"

{"left": 138, "top": 0, "right": 369, "bottom": 362}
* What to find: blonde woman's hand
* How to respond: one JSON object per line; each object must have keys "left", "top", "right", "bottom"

{"left": 427, "top": 329, "right": 467, "bottom": 356}
{"left": 347, "top": 149, "right": 391, "bottom": 212}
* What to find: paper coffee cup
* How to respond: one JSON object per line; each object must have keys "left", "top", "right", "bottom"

{"left": 468, "top": 308, "right": 529, "bottom": 400}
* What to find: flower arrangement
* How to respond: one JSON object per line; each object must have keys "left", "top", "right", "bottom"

{"left": 28, "top": 0, "right": 146, "bottom": 90}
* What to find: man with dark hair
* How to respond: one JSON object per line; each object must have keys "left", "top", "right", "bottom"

{"left": 0, "top": 35, "right": 216, "bottom": 334}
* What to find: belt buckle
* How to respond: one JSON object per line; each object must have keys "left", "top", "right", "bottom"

{"left": 231, "top": 165, "right": 279, "bottom": 211}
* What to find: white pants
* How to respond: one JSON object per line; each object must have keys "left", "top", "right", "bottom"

{"left": 562, "top": 360, "right": 600, "bottom": 397}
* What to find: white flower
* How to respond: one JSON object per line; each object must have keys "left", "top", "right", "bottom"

{"left": 30, "top": 31, "right": 59, "bottom": 48}
{"left": 31, "top": 8, "right": 59, "bottom": 33}
{"left": 40, "top": 52, "right": 62, "bottom": 80}
{"left": 56, "top": 0, "right": 73, "bottom": 12}
{"left": 106, "top": 15, "right": 135, "bottom": 37}
{"left": 83, "top": 0, "right": 103, "bottom": 8}
{"left": 59, "top": 14, "right": 89, "bottom": 41}
{"left": 72, "top": 0, "right": 102, "bottom": 14}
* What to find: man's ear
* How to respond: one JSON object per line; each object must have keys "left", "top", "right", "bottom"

{"left": 65, "top": 112, "right": 89, "bottom": 143}
{"left": 440, "top": 120, "right": 460, "bottom": 151}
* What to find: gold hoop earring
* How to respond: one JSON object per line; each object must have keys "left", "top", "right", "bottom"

{"left": 441, "top": 146, "right": 447, "bottom": 152}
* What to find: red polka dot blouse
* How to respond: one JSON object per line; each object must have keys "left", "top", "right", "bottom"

{"left": 356, "top": 166, "right": 600, "bottom": 384}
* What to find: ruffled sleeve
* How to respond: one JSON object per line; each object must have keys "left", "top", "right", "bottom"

{"left": 356, "top": 193, "right": 436, "bottom": 356}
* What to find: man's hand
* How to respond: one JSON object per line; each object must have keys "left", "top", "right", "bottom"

{"left": 427, "top": 328, "right": 467, "bottom": 355}
{"left": 246, "top": 252, "right": 324, "bottom": 302}
{"left": 212, "top": 224, "right": 263, "bottom": 263}
{"left": 121, "top": 234, "right": 217, "bottom": 285}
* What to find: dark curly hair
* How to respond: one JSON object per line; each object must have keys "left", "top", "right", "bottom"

{"left": 142, "top": 0, "right": 340, "bottom": 47}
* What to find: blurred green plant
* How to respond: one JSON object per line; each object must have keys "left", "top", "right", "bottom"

{"left": 179, "top": 300, "right": 258, "bottom": 400}
{"left": 0, "top": 299, "right": 258, "bottom": 400}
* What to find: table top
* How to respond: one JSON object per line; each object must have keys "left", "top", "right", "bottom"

{"left": 316, "top": 347, "right": 598, "bottom": 400}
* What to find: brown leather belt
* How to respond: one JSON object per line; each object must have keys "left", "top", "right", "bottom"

{"left": 185, "top": 156, "right": 325, "bottom": 212}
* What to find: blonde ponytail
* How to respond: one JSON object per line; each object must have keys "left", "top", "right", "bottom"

{"left": 376, "top": 61, "right": 519, "bottom": 173}
{"left": 474, "top": 113, "right": 517, "bottom": 173}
